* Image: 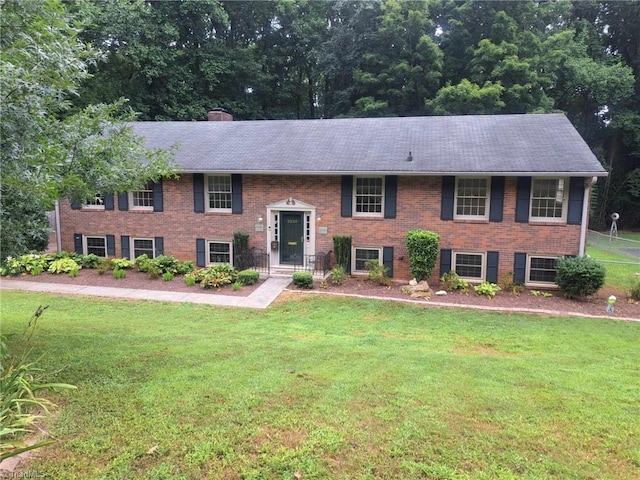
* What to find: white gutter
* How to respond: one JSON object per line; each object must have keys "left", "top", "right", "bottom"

{"left": 579, "top": 177, "right": 598, "bottom": 256}
{"left": 54, "top": 200, "right": 62, "bottom": 252}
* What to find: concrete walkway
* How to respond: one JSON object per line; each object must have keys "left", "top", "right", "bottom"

{"left": 0, "top": 277, "right": 292, "bottom": 309}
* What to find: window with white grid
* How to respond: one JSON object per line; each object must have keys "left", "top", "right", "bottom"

{"left": 530, "top": 178, "right": 566, "bottom": 221}
{"left": 354, "top": 177, "right": 384, "bottom": 217}
{"left": 455, "top": 178, "right": 489, "bottom": 219}
{"left": 207, "top": 175, "right": 232, "bottom": 211}
{"left": 130, "top": 183, "right": 154, "bottom": 209}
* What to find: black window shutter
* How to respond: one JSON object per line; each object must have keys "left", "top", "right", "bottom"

{"left": 118, "top": 193, "right": 129, "bottom": 211}
{"left": 384, "top": 176, "right": 397, "bottom": 219}
{"left": 441, "top": 176, "right": 455, "bottom": 221}
{"left": 513, "top": 252, "right": 527, "bottom": 284}
{"left": 153, "top": 179, "right": 163, "bottom": 212}
{"left": 440, "top": 248, "right": 452, "bottom": 276}
{"left": 486, "top": 251, "right": 499, "bottom": 283}
{"left": 74, "top": 234, "right": 83, "bottom": 254}
{"left": 193, "top": 174, "right": 205, "bottom": 213}
{"left": 489, "top": 177, "right": 504, "bottom": 222}
{"left": 382, "top": 246, "right": 394, "bottom": 278}
{"left": 515, "top": 177, "right": 531, "bottom": 223}
{"left": 341, "top": 175, "right": 353, "bottom": 217}
{"left": 196, "top": 238, "right": 206, "bottom": 267}
{"left": 154, "top": 237, "right": 164, "bottom": 257}
{"left": 231, "top": 174, "right": 243, "bottom": 214}
{"left": 104, "top": 194, "right": 114, "bottom": 210}
{"left": 121, "top": 236, "right": 130, "bottom": 259}
{"left": 106, "top": 235, "right": 116, "bottom": 256}
{"left": 71, "top": 201, "right": 81, "bottom": 210}
{"left": 567, "top": 177, "right": 584, "bottom": 225}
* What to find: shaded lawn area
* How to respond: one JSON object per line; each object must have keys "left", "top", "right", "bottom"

{"left": 1, "top": 291, "right": 639, "bottom": 479}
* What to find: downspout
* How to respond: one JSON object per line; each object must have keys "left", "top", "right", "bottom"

{"left": 579, "top": 177, "right": 597, "bottom": 256}
{"left": 54, "top": 200, "right": 62, "bottom": 252}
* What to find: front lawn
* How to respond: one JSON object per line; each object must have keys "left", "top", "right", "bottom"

{"left": 2, "top": 291, "right": 639, "bottom": 479}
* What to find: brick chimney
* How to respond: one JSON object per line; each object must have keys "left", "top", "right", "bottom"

{"left": 207, "top": 108, "right": 233, "bottom": 121}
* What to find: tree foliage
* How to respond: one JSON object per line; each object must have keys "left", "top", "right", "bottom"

{"left": 0, "top": 0, "right": 175, "bottom": 259}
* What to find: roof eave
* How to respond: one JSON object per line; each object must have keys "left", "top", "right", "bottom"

{"left": 174, "top": 169, "right": 608, "bottom": 177}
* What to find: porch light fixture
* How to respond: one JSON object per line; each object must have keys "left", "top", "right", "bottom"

{"left": 286, "top": 197, "right": 295, "bottom": 205}
{"left": 406, "top": 151, "right": 413, "bottom": 162}
{"left": 258, "top": 214, "right": 264, "bottom": 222}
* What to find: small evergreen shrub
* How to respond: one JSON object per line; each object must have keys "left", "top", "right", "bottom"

{"left": 329, "top": 265, "right": 347, "bottom": 285}
{"left": 474, "top": 281, "right": 501, "bottom": 298}
{"left": 365, "top": 259, "right": 390, "bottom": 286}
{"left": 292, "top": 271, "right": 314, "bottom": 289}
{"left": 555, "top": 256, "right": 606, "bottom": 298}
{"left": 233, "top": 232, "right": 250, "bottom": 270}
{"left": 238, "top": 269, "right": 259, "bottom": 285}
{"left": 406, "top": 230, "right": 440, "bottom": 281}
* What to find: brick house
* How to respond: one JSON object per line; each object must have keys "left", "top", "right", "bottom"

{"left": 58, "top": 112, "right": 607, "bottom": 286}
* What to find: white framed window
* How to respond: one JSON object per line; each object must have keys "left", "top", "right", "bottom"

{"left": 207, "top": 175, "right": 232, "bottom": 212}
{"left": 84, "top": 236, "right": 107, "bottom": 257}
{"left": 208, "top": 241, "right": 232, "bottom": 265}
{"left": 82, "top": 193, "right": 105, "bottom": 210}
{"left": 132, "top": 238, "right": 155, "bottom": 259}
{"left": 354, "top": 176, "right": 384, "bottom": 217}
{"left": 455, "top": 177, "right": 489, "bottom": 219}
{"left": 130, "top": 183, "right": 154, "bottom": 210}
{"left": 453, "top": 251, "right": 485, "bottom": 281}
{"left": 352, "top": 246, "right": 382, "bottom": 273}
{"left": 527, "top": 255, "right": 558, "bottom": 284}
{"left": 530, "top": 178, "right": 567, "bottom": 222}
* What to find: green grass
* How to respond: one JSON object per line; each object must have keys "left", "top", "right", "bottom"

{"left": 2, "top": 291, "right": 639, "bottom": 479}
{"left": 586, "top": 243, "right": 639, "bottom": 293}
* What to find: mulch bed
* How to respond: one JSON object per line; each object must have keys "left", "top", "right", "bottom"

{"left": 3, "top": 270, "right": 639, "bottom": 320}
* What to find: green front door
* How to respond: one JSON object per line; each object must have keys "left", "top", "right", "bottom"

{"left": 280, "top": 212, "right": 304, "bottom": 265}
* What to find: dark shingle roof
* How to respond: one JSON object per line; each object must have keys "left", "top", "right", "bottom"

{"left": 131, "top": 113, "right": 606, "bottom": 176}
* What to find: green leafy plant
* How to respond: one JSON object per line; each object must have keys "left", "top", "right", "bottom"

{"left": 630, "top": 277, "right": 640, "bottom": 301}
{"left": 162, "top": 272, "right": 174, "bottom": 282}
{"left": 440, "top": 271, "right": 470, "bottom": 293}
{"left": 232, "top": 281, "right": 242, "bottom": 291}
{"left": 474, "top": 281, "right": 501, "bottom": 298}
{"left": 238, "top": 269, "right": 259, "bottom": 285}
{"left": 498, "top": 271, "right": 523, "bottom": 295}
{"left": 292, "top": 271, "right": 314, "bottom": 289}
{"left": 112, "top": 268, "right": 127, "bottom": 279}
{"left": 406, "top": 230, "right": 440, "bottom": 281}
{"left": 199, "top": 264, "right": 238, "bottom": 289}
{"left": 176, "top": 260, "right": 195, "bottom": 275}
{"left": 0, "top": 254, "right": 49, "bottom": 277}
{"left": 531, "top": 290, "right": 553, "bottom": 298}
{"left": 184, "top": 274, "right": 197, "bottom": 287}
{"left": 134, "top": 254, "right": 152, "bottom": 272}
{"left": 555, "top": 256, "right": 606, "bottom": 298}
{"left": 81, "top": 254, "right": 101, "bottom": 269}
{"left": 365, "top": 259, "right": 390, "bottom": 286}
{"left": 329, "top": 265, "right": 347, "bottom": 286}
{"left": 48, "top": 258, "right": 81, "bottom": 277}
{"left": 332, "top": 235, "right": 352, "bottom": 272}
{"left": 111, "top": 258, "right": 134, "bottom": 270}
{"left": 96, "top": 259, "right": 112, "bottom": 275}
{"left": 1, "top": 306, "right": 76, "bottom": 461}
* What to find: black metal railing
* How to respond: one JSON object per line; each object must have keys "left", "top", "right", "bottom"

{"left": 235, "top": 249, "right": 270, "bottom": 275}
{"left": 293, "top": 251, "right": 331, "bottom": 276}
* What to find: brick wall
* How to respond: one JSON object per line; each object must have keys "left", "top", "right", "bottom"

{"left": 60, "top": 174, "right": 583, "bottom": 281}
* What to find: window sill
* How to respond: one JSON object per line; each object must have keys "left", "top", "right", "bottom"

{"left": 205, "top": 211, "right": 233, "bottom": 215}
{"left": 453, "top": 218, "right": 489, "bottom": 224}
{"left": 528, "top": 219, "right": 567, "bottom": 226}
{"left": 352, "top": 215, "right": 385, "bottom": 221}
{"left": 128, "top": 209, "right": 155, "bottom": 214}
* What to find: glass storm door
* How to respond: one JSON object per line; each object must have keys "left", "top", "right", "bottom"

{"left": 280, "top": 212, "right": 304, "bottom": 265}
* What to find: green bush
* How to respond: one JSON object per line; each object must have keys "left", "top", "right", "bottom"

{"left": 176, "top": 260, "right": 195, "bottom": 275}
{"left": 238, "top": 269, "right": 259, "bottom": 285}
{"left": 48, "top": 258, "right": 81, "bottom": 277}
{"left": 555, "top": 256, "right": 606, "bottom": 298}
{"left": 630, "top": 276, "right": 640, "bottom": 301}
{"left": 0, "top": 254, "right": 48, "bottom": 277}
{"left": 81, "top": 254, "right": 101, "bottom": 269}
{"left": 199, "top": 264, "right": 238, "bottom": 289}
{"left": 332, "top": 235, "right": 352, "bottom": 272}
{"left": 440, "top": 271, "right": 470, "bottom": 293}
{"left": 96, "top": 259, "right": 112, "bottom": 275}
{"left": 112, "top": 268, "right": 127, "bottom": 279}
{"left": 365, "top": 259, "right": 390, "bottom": 286}
{"left": 292, "top": 271, "right": 314, "bottom": 289}
{"left": 474, "top": 281, "right": 501, "bottom": 298}
{"left": 233, "top": 232, "right": 250, "bottom": 270}
{"left": 162, "top": 272, "right": 174, "bottom": 282}
{"left": 111, "top": 258, "right": 134, "bottom": 270}
{"left": 232, "top": 281, "right": 242, "bottom": 291}
{"left": 329, "top": 265, "right": 347, "bottom": 285}
{"left": 134, "top": 254, "right": 153, "bottom": 272}
{"left": 406, "top": 230, "right": 440, "bottom": 281}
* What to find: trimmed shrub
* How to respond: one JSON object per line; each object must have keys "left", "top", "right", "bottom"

{"left": 238, "top": 269, "right": 259, "bottom": 285}
{"left": 555, "top": 256, "right": 606, "bottom": 298}
{"left": 332, "top": 235, "right": 352, "bottom": 272}
{"left": 406, "top": 230, "right": 440, "bottom": 281}
{"left": 292, "top": 271, "right": 314, "bottom": 289}
{"left": 233, "top": 232, "right": 250, "bottom": 270}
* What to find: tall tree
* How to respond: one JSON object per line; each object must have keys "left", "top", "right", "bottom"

{"left": 0, "top": 0, "right": 174, "bottom": 259}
